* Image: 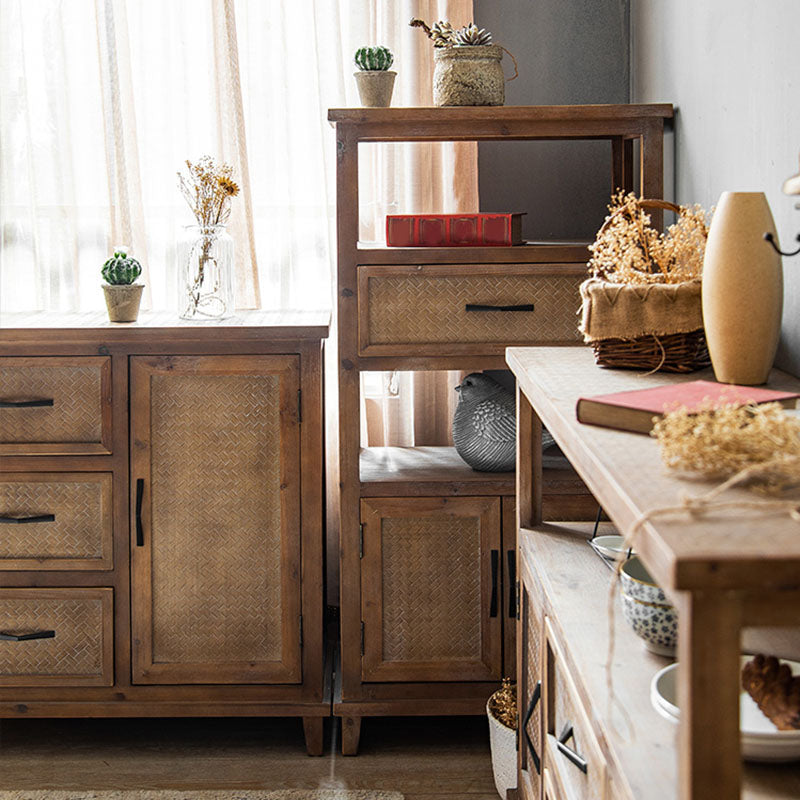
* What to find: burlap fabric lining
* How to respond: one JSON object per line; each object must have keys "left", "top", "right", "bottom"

{"left": 579, "top": 277, "right": 703, "bottom": 342}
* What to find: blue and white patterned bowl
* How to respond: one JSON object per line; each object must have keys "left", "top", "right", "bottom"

{"left": 620, "top": 592, "right": 678, "bottom": 656}
{"left": 619, "top": 556, "right": 669, "bottom": 604}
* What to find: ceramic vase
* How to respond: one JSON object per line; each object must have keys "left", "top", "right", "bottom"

{"left": 354, "top": 70, "right": 396, "bottom": 107}
{"left": 701, "top": 192, "right": 783, "bottom": 384}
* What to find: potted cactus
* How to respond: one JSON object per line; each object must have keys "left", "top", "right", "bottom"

{"left": 101, "top": 249, "right": 144, "bottom": 322}
{"left": 410, "top": 19, "right": 513, "bottom": 106}
{"left": 353, "top": 46, "right": 396, "bottom": 107}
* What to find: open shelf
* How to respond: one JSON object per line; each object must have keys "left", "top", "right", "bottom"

{"left": 521, "top": 522, "right": 800, "bottom": 800}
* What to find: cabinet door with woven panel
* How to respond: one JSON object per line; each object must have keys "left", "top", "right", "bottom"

{"left": 360, "top": 496, "right": 502, "bottom": 683}
{"left": 130, "top": 355, "right": 301, "bottom": 685}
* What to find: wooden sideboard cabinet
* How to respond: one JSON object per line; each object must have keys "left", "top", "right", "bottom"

{"left": 0, "top": 311, "right": 329, "bottom": 755}
{"left": 508, "top": 346, "right": 800, "bottom": 800}
{"left": 328, "top": 104, "right": 673, "bottom": 754}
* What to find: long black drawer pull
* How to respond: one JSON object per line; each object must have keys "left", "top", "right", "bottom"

{"left": 489, "top": 549, "right": 499, "bottom": 618}
{"left": 557, "top": 723, "right": 588, "bottom": 774}
{"left": 507, "top": 550, "right": 516, "bottom": 618}
{"left": 465, "top": 303, "right": 534, "bottom": 312}
{"left": 523, "top": 680, "right": 542, "bottom": 774}
{"left": 0, "top": 514, "right": 55, "bottom": 524}
{"left": 0, "top": 398, "right": 54, "bottom": 408}
{"left": 0, "top": 630, "right": 56, "bottom": 642}
{"left": 135, "top": 478, "right": 145, "bottom": 547}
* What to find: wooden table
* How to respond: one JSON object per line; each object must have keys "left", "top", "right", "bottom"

{"left": 506, "top": 346, "right": 800, "bottom": 799}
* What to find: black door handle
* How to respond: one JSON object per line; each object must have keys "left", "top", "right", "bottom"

{"left": 0, "top": 398, "right": 54, "bottom": 408}
{"left": 557, "top": 723, "right": 588, "bottom": 774}
{"left": 135, "top": 478, "right": 144, "bottom": 546}
{"left": 465, "top": 303, "right": 534, "bottom": 312}
{"left": 489, "top": 549, "right": 499, "bottom": 618}
{"left": 523, "top": 680, "right": 542, "bottom": 774}
{"left": 507, "top": 550, "right": 516, "bottom": 618}
{"left": 0, "top": 630, "right": 56, "bottom": 641}
{"left": 0, "top": 514, "right": 55, "bottom": 524}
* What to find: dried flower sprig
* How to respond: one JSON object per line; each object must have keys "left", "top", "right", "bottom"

{"left": 177, "top": 156, "right": 240, "bottom": 228}
{"left": 652, "top": 402, "right": 800, "bottom": 494}
{"left": 588, "top": 192, "right": 711, "bottom": 285}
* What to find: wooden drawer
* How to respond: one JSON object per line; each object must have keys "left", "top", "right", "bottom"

{"left": 0, "top": 473, "right": 113, "bottom": 570}
{"left": 0, "top": 588, "right": 113, "bottom": 686}
{"left": 545, "top": 618, "right": 606, "bottom": 800}
{"left": 357, "top": 264, "right": 584, "bottom": 356}
{"left": 0, "top": 356, "right": 112, "bottom": 455}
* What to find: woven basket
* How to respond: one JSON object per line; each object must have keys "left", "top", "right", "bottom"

{"left": 581, "top": 199, "right": 710, "bottom": 373}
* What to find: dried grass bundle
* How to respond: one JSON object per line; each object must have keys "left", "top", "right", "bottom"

{"left": 177, "top": 155, "right": 239, "bottom": 228}
{"left": 588, "top": 192, "right": 710, "bottom": 285}
{"left": 652, "top": 402, "right": 800, "bottom": 493}
{"left": 487, "top": 678, "right": 517, "bottom": 729}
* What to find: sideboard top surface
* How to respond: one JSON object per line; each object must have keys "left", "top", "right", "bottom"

{"left": 506, "top": 345, "right": 800, "bottom": 591}
{"left": 0, "top": 310, "right": 330, "bottom": 344}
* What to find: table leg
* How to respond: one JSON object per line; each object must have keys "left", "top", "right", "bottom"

{"left": 677, "top": 590, "right": 742, "bottom": 799}
{"left": 516, "top": 386, "right": 542, "bottom": 528}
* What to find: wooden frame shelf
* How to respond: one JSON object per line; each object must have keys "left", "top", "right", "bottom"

{"left": 330, "top": 104, "right": 672, "bottom": 756}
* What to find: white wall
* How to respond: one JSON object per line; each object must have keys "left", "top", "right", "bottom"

{"left": 631, "top": 0, "right": 800, "bottom": 374}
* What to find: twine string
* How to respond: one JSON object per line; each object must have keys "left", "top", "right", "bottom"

{"left": 500, "top": 46, "right": 519, "bottom": 81}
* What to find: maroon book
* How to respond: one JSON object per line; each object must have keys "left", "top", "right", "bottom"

{"left": 386, "top": 213, "right": 525, "bottom": 247}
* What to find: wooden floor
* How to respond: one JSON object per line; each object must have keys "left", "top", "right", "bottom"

{"left": 0, "top": 715, "right": 499, "bottom": 799}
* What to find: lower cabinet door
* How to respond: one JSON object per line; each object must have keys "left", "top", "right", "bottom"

{"left": 360, "top": 496, "right": 503, "bottom": 682}
{"left": 130, "top": 355, "right": 302, "bottom": 685}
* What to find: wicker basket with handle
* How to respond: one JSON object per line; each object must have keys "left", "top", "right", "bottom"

{"left": 580, "top": 198, "right": 710, "bottom": 373}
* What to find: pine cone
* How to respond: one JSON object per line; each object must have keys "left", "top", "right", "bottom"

{"left": 742, "top": 654, "right": 800, "bottom": 730}
{"left": 454, "top": 23, "right": 493, "bottom": 46}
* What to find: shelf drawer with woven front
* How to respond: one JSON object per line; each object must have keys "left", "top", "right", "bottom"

{"left": 0, "top": 356, "right": 112, "bottom": 455}
{"left": 0, "top": 588, "right": 113, "bottom": 687}
{"left": 357, "top": 264, "right": 585, "bottom": 357}
{"left": 545, "top": 618, "right": 607, "bottom": 800}
{"left": 0, "top": 473, "right": 113, "bottom": 570}
{"left": 359, "top": 496, "right": 503, "bottom": 683}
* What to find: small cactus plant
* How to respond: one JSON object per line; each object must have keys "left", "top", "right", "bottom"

{"left": 354, "top": 46, "right": 394, "bottom": 72}
{"left": 101, "top": 250, "right": 142, "bottom": 285}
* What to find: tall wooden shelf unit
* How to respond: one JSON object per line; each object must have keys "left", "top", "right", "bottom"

{"left": 329, "top": 104, "right": 674, "bottom": 754}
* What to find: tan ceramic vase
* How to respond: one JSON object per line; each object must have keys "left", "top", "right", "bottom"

{"left": 354, "top": 71, "right": 396, "bottom": 107}
{"left": 702, "top": 192, "right": 783, "bottom": 384}
{"left": 103, "top": 283, "right": 143, "bottom": 323}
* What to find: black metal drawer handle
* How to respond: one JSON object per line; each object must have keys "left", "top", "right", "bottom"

{"left": 489, "top": 549, "right": 499, "bottom": 618}
{"left": 0, "top": 398, "right": 54, "bottom": 408}
{"left": 0, "top": 514, "right": 55, "bottom": 524}
{"left": 465, "top": 303, "right": 534, "bottom": 312}
{"left": 507, "top": 550, "right": 516, "bottom": 618}
{"left": 557, "top": 723, "right": 588, "bottom": 774}
{"left": 524, "top": 680, "right": 542, "bottom": 774}
{"left": 0, "top": 630, "right": 56, "bottom": 642}
{"left": 135, "top": 478, "right": 145, "bottom": 547}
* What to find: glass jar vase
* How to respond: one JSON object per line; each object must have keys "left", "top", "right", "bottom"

{"left": 177, "top": 224, "right": 234, "bottom": 319}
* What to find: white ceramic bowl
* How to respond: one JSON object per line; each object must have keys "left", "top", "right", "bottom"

{"left": 620, "top": 592, "right": 678, "bottom": 656}
{"left": 651, "top": 658, "right": 800, "bottom": 762}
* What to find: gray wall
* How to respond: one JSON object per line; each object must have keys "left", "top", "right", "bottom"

{"left": 630, "top": 0, "right": 800, "bottom": 376}
{"left": 474, "top": 0, "right": 631, "bottom": 240}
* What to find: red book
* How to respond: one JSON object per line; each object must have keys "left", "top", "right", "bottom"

{"left": 576, "top": 380, "right": 800, "bottom": 435}
{"left": 386, "top": 213, "right": 525, "bottom": 247}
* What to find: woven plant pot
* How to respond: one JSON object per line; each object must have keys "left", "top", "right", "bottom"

{"left": 487, "top": 698, "right": 517, "bottom": 798}
{"left": 434, "top": 45, "right": 504, "bottom": 106}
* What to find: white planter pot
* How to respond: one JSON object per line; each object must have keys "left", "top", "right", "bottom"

{"left": 487, "top": 699, "right": 517, "bottom": 798}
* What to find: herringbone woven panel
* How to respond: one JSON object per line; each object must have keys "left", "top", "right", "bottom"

{"left": 150, "top": 374, "right": 283, "bottom": 665}
{"left": 0, "top": 478, "right": 107, "bottom": 560}
{"left": 0, "top": 360, "right": 103, "bottom": 443}
{"left": 381, "top": 515, "right": 481, "bottom": 662}
{"left": 0, "top": 594, "right": 105, "bottom": 679}
{"left": 366, "top": 273, "right": 583, "bottom": 345}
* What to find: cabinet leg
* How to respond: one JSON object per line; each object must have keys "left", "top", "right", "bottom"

{"left": 302, "top": 716, "right": 324, "bottom": 756}
{"left": 341, "top": 715, "right": 362, "bottom": 756}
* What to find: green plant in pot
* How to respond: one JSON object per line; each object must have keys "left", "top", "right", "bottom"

{"left": 410, "top": 18, "right": 515, "bottom": 106}
{"left": 353, "top": 45, "right": 396, "bottom": 107}
{"left": 101, "top": 249, "right": 144, "bottom": 322}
